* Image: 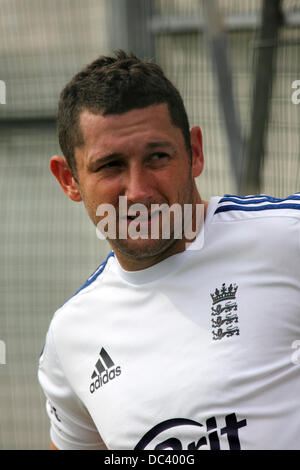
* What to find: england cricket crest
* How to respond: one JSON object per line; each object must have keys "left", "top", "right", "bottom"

{"left": 210, "top": 283, "right": 240, "bottom": 340}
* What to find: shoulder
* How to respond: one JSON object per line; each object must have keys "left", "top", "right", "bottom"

{"left": 208, "top": 193, "right": 300, "bottom": 256}
{"left": 54, "top": 250, "right": 115, "bottom": 316}
{"left": 212, "top": 193, "right": 300, "bottom": 222}
{"left": 38, "top": 250, "right": 116, "bottom": 396}
{"left": 43, "top": 251, "right": 116, "bottom": 356}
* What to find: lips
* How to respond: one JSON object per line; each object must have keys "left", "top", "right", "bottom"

{"left": 128, "top": 210, "right": 161, "bottom": 220}
{"left": 127, "top": 213, "right": 149, "bottom": 221}
{"left": 122, "top": 210, "right": 159, "bottom": 221}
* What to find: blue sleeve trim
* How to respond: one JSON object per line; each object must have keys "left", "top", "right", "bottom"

{"left": 62, "top": 251, "right": 115, "bottom": 306}
{"left": 215, "top": 203, "right": 300, "bottom": 214}
{"left": 220, "top": 194, "right": 300, "bottom": 205}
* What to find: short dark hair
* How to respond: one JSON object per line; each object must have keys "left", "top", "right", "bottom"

{"left": 57, "top": 50, "right": 192, "bottom": 177}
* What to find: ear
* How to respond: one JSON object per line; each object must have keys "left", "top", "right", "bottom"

{"left": 190, "top": 126, "right": 204, "bottom": 178}
{"left": 49, "top": 156, "right": 82, "bottom": 202}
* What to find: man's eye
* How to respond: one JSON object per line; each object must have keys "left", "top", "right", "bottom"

{"left": 98, "top": 161, "right": 122, "bottom": 171}
{"left": 150, "top": 153, "right": 169, "bottom": 161}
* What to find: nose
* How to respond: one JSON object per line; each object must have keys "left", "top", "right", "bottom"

{"left": 124, "top": 164, "right": 155, "bottom": 205}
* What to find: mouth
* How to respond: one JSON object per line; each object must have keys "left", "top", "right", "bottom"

{"left": 117, "top": 211, "right": 162, "bottom": 237}
{"left": 126, "top": 212, "right": 156, "bottom": 224}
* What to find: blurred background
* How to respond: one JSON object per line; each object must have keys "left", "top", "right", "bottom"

{"left": 0, "top": 0, "right": 299, "bottom": 449}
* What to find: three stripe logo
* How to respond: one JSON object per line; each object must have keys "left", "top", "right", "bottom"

{"left": 91, "top": 348, "right": 115, "bottom": 379}
{"left": 90, "top": 347, "right": 121, "bottom": 394}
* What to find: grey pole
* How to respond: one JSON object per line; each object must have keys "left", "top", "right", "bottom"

{"left": 240, "top": 0, "right": 283, "bottom": 196}
{"left": 125, "top": 0, "right": 155, "bottom": 59}
{"left": 203, "top": 0, "right": 244, "bottom": 190}
{"left": 109, "top": 0, "right": 155, "bottom": 60}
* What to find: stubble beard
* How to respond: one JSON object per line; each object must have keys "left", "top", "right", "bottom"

{"left": 108, "top": 174, "right": 195, "bottom": 261}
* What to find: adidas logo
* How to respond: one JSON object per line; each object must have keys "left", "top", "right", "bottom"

{"left": 89, "top": 347, "right": 121, "bottom": 394}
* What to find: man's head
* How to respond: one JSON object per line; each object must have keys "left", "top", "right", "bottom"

{"left": 51, "top": 50, "right": 205, "bottom": 270}
{"left": 57, "top": 50, "right": 192, "bottom": 179}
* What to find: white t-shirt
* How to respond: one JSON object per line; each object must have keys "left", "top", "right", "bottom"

{"left": 38, "top": 193, "right": 300, "bottom": 450}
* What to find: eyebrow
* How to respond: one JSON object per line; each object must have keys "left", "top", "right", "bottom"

{"left": 145, "top": 141, "right": 177, "bottom": 153}
{"left": 88, "top": 141, "right": 177, "bottom": 168}
{"left": 88, "top": 153, "right": 123, "bottom": 169}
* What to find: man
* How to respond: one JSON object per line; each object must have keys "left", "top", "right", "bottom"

{"left": 38, "top": 50, "right": 300, "bottom": 450}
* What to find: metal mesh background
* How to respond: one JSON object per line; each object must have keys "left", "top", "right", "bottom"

{"left": 0, "top": 0, "right": 299, "bottom": 449}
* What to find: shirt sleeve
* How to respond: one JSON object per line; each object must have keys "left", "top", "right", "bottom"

{"left": 38, "top": 323, "right": 106, "bottom": 450}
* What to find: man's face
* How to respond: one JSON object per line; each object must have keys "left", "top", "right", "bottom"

{"left": 70, "top": 103, "right": 204, "bottom": 267}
